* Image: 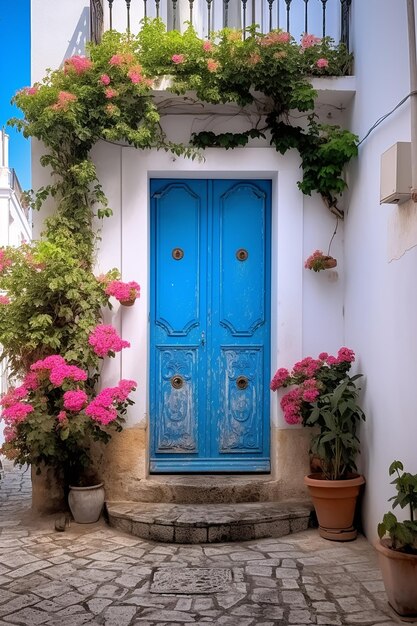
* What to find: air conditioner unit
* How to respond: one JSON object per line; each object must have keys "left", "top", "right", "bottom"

{"left": 380, "top": 142, "right": 411, "bottom": 204}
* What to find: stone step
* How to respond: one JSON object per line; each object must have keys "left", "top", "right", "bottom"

{"left": 119, "top": 475, "right": 282, "bottom": 504}
{"left": 106, "top": 500, "right": 314, "bottom": 544}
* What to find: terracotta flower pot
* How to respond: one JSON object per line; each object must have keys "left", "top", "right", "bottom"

{"left": 120, "top": 298, "right": 135, "bottom": 307}
{"left": 322, "top": 256, "right": 337, "bottom": 269}
{"left": 375, "top": 540, "right": 417, "bottom": 617}
{"left": 304, "top": 473, "right": 365, "bottom": 541}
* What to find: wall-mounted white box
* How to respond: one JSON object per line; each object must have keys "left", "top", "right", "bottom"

{"left": 380, "top": 142, "right": 411, "bottom": 204}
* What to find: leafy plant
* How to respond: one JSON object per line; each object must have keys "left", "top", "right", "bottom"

{"left": 10, "top": 20, "right": 357, "bottom": 220}
{"left": 270, "top": 348, "right": 366, "bottom": 480}
{"left": 378, "top": 461, "right": 417, "bottom": 554}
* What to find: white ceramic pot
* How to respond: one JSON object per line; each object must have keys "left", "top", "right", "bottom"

{"left": 68, "top": 483, "right": 105, "bottom": 523}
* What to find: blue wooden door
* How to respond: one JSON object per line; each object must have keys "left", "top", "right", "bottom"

{"left": 150, "top": 179, "right": 271, "bottom": 472}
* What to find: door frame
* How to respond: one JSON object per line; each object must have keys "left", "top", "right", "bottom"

{"left": 148, "top": 177, "right": 273, "bottom": 473}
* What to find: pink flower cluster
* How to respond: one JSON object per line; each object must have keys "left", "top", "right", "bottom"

{"left": 88, "top": 324, "right": 130, "bottom": 357}
{"left": 316, "top": 58, "right": 329, "bottom": 68}
{"left": 127, "top": 64, "right": 144, "bottom": 84}
{"left": 109, "top": 53, "right": 135, "bottom": 67}
{"left": 259, "top": 31, "right": 290, "bottom": 46}
{"left": 22, "top": 86, "right": 38, "bottom": 96}
{"left": 207, "top": 59, "right": 219, "bottom": 73}
{"left": 0, "top": 295, "right": 10, "bottom": 305}
{"left": 203, "top": 40, "right": 213, "bottom": 52}
{"left": 293, "top": 356, "right": 322, "bottom": 378}
{"left": 31, "top": 355, "right": 87, "bottom": 386}
{"left": 100, "top": 74, "right": 111, "bottom": 85}
{"left": 64, "top": 55, "right": 93, "bottom": 75}
{"left": 270, "top": 368, "right": 290, "bottom": 391}
{"left": 51, "top": 91, "right": 77, "bottom": 111}
{"left": 270, "top": 348, "right": 356, "bottom": 425}
{"left": 105, "top": 87, "right": 118, "bottom": 99}
{"left": 85, "top": 379, "right": 136, "bottom": 425}
{"left": 105, "top": 280, "right": 140, "bottom": 303}
{"left": 63, "top": 389, "right": 88, "bottom": 412}
{"left": 172, "top": 54, "right": 185, "bottom": 64}
{"left": 2, "top": 402, "right": 34, "bottom": 423}
{"left": 301, "top": 33, "right": 321, "bottom": 49}
{"left": 0, "top": 250, "right": 11, "bottom": 272}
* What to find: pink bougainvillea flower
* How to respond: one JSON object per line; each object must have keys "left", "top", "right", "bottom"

{"left": 23, "top": 86, "right": 38, "bottom": 96}
{"left": 336, "top": 347, "right": 355, "bottom": 363}
{"left": 259, "top": 31, "right": 290, "bottom": 46}
{"left": 318, "top": 352, "right": 328, "bottom": 361}
{"left": 203, "top": 40, "right": 213, "bottom": 52}
{"left": 316, "top": 58, "right": 329, "bottom": 68}
{"left": 64, "top": 55, "right": 93, "bottom": 75}
{"left": 51, "top": 91, "right": 77, "bottom": 111}
{"left": 105, "top": 280, "right": 140, "bottom": 303}
{"left": 30, "top": 355, "right": 87, "bottom": 386}
{"left": 85, "top": 379, "right": 136, "bottom": 425}
{"left": 109, "top": 54, "right": 123, "bottom": 66}
{"left": 171, "top": 54, "right": 185, "bottom": 64}
{"left": 301, "top": 33, "right": 321, "bottom": 49}
{"left": 0, "top": 295, "right": 10, "bottom": 305}
{"left": 113, "top": 379, "right": 137, "bottom": 402}
{"left": 0, "top": 386, "right": 28, "bottom": 408}
{"left": 0, "top": 249, "right": 12, "bottom": 272}
{"left": 88, "top": 324, "right": 130, "bottom": 357}
{"left": 270, "top": 368, "right": 290, "bottom": 391}
{"left": 128, "top": 69, "right": 143, "bottom": 84}
{"left": 2, "top": 402, "right": 34, "bottom": 423}
{"left": 207, "top": 58, "right": 219, "bottom": 73}
{"left": 57, "top": 410, "right": 68, "bottom": 423}
{"left": 63, "top": 389, "right": 88, "bottom": 412}
{"left": 22, "top": 372, "right": 39, "bottom": 391}
{"left": 100, "top": 74, "right": 111, "bottom": 85}
{"left": 105, "top": 87, "right": 118, "bottom": 99}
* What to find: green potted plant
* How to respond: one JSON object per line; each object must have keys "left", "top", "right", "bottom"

{"left": 376, "top": 461, "right": 417, "bottom": 617}
{"left": 270, "top": 348, "right": 366, "bottom": 541}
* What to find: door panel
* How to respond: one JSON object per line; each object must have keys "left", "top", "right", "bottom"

{"left": 150, "top": 179, "right": 271, "bottom": 472}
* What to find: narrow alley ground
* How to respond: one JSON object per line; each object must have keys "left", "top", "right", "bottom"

{"left": 0, "top": 460, "right": 407, "bottom": 626}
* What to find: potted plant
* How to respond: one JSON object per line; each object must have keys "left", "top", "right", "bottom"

{"left": 270, "top": 348, "right": 366, "bottom": 541}
{"left": 304, "top": 249, "right": 337, "bottom": 272}
{"left": 0, "top": 326, "right": 136, "bottom": 523}
{"left": 104, "top": 279, "right": 140, "bottom": 307}
{"left": 376, "top": 461, "right": 417, "bottom": 617}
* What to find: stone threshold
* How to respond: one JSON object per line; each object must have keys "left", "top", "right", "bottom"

{"left": 106, "top": 500, "right": 313, "bottom": 544}
{"left": 118, "top": 474, "right": 282, "bottom": 504}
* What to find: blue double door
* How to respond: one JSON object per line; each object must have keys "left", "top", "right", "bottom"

{"left": 150, "top": 179, "right": 271, "bottom": 472}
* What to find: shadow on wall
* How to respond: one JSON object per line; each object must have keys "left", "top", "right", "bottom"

{"left": 62, "top": 6, "right": 90, "bottom": 65}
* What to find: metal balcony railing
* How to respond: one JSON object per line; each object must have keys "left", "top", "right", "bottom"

{"left": 90, "top": 0, "right": 351, "bottom": 49}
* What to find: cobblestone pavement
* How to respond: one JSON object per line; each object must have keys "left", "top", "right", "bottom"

{"left": 0, "top": 460, "right": 408, "bottom": 626}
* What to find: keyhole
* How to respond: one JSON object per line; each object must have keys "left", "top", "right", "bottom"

{"left": 172, "top": 248, "right": 184, "bottom": 260}
{"left": 236, "top": 248, "right": 248, "bottom": 261}
{"left": 236, "top": 376, "right": 249, "bottom": 390}
{"left": 171, "top": 375, "right": 184, "bottom": 389}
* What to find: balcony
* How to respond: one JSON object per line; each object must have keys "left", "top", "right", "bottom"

{"left": 90, "top": 0, "right": 352, "bottom": 49}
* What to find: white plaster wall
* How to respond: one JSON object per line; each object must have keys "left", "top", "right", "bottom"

{"left": 345, "top": 0, "right": 414, "bottom": 543}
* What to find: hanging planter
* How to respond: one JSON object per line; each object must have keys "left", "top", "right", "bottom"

{"left": 305, "top": 250, "right": 338, "bottom": 272}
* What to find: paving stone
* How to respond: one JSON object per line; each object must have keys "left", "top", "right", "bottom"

{"left": 139, "top": 609, "right": 196, "bottom": 622}
{"left": 5, "top": 607, "right": 52, "bottom": 625}
{"left": 288, "top": 609, "right": 313, "bottom": 623}
{"left": 87, "top": 598, "right": 113, "bottom": 614}
{"left": 282, "top": 590, "right": 308, "bottom": 607}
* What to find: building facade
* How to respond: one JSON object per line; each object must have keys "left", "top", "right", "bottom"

{"left": 30, "top": 0, "right": 417, "bottom": 543}
{"left": 0, "top": 130, "right": 32, "bottom": 443}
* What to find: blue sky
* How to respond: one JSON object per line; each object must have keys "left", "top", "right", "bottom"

{"left": 0, "top": 0, "right": 31, "bottom": 190}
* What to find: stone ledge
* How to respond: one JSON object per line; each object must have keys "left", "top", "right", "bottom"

{"left": 106, "top": 500, "right": 314, "bottom": 544}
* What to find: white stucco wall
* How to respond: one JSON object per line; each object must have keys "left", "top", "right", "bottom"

{"left": 345, "top": 0, "right": 415, "bottom": 543}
